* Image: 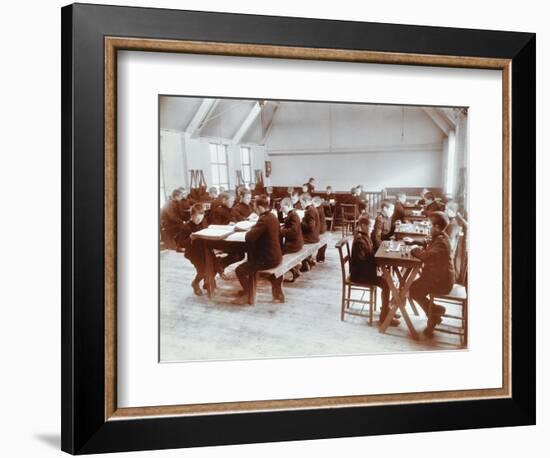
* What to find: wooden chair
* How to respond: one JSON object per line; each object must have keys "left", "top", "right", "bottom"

{"left": 335, "top": 237, "right": 378, "bottom": 326}
{"left": 325, "top": 215, "right": 335, "bottom": 231}
{"left": 429, "top": 285, "right": 467, "bottom": 347}
{"left": 429, "top": 234, "right": 468, "bottom": 347}
{"left": 340, "top": 204, "right": 359, "bottom": 237}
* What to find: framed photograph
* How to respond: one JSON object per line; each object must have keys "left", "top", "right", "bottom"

{"left": 61, "top": 3, "right": 536, "bottom": 454}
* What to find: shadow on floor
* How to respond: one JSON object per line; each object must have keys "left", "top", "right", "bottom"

{"left": 33, "top": 433, "right": 60, "bottom": 450}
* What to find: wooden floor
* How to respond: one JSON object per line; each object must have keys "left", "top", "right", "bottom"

{"left": 160, "top": 233, "right": 463, "bottom": 362}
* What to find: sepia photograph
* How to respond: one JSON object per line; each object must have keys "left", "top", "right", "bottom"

{"left": 159, "top": 95, "right": 469, "bottom": 362}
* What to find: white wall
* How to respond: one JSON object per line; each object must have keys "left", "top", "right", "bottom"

{"left": 160, "top": 130, "right": 186, "bottom": 196}
{"left": 268, "top": 147, "right": 443, "bottom": 191}
{"left": 265, "top": 104, "right": 444, "bottom": 191}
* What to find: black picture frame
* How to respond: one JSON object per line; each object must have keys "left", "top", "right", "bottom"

{"left": 61, "top": 3, "right": 536, "bottom": 454}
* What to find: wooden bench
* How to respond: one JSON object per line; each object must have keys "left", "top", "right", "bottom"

{"left": 248, "top": 233, "right": 331, "bottom": 305}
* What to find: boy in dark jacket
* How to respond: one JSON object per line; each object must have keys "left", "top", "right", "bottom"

{"left": 232, "top": 189, "right": 253, "bottom": 221}
{"left": 421, "top": 192, "right": 444, "bottom": 216}
{"left": 371, "top": 200, "right": 395, "bottom": 252}
{"left": 177, "top": 203, "right": 211, "bottom": 296}
{"left": 391, "top": 192, "right": 408, "bottom": 230}
{"left": 208, "top": 192, "right": 236, "bottom": 225}
{"left": 409, "top": 211, "right": 456, "bottom": 336}
{"left": 280, "top": 198, "right": 304, "bottom": 254}
{"left": 160, "top": 188, "right": 189, "bottom": 250}
{"left": 313, "top": 196, "right": 327, "bottom": 262}
{"left": 235, "top": 195, "right": 284, "bottom": 303}
{"left": 350, "top": 215, "right": 397, "bottom": 326}
{"left": 301, "top": 194, "right": 320, "bottom": 244}
{"left": 280, "top": 197, "right": 304, "bottom": 282}
{"left": 299, "top": 193, "right": 320, "bottom": 271}
{"left": 208, "top": 192, "right": 245, "bottom": 274}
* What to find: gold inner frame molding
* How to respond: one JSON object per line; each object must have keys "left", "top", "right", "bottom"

{"left": 104, "top": 36, "right": 512, "bottom": 421}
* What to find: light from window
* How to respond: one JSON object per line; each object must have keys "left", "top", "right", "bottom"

{"left": 210, "top": 143, "right": 229, "bottom": 191}
{"left": 445, "top": 131, "right": 456, "bottom": 196}
{"left": 240, "top": 146, "right": 253, "bottom": 187}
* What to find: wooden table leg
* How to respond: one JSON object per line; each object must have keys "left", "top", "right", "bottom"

{"left": 398, "top": 266, "right": 421, "bottom": 339}
{"left": 379, "top": 265, "right": 420, "bottom": 340}
{"left": 379, "top": 266, "right": 401, "bottom": 333}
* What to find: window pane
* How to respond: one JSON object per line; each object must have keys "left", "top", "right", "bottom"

{"left": 218, "top": 146, "right": 227, "bottom": 164}
{"left": 247, "top": 148, "right": 252, "bottom": 165}
{"left": 211, "top": 166, "right": 219, "bottom": 185}
{"left": 241, "top": 147, "right": 249, "bottom": 164}
{"left": 210, "top": 143, "right": 218, "bottom": 163}
{"left": 243, "top": 167, "right": 250, "bottom": 183}
{"left": 219, "top": 165, "right": 227, "bottom": 184}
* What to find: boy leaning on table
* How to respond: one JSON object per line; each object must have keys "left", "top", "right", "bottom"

{"left": 234, "top": 195, "right": 285, "bottom": 304}
{"left": 177, "top": 203, "right": 216, "bottom": 297}
{"left": 407, "top": 211, "right": 456, "bottom": 337}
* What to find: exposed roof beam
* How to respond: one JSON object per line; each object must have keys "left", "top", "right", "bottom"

{"left": 260, "top": 102, "right": 280, "bottom": 144}
{"left": 422, "top": 107, "right": 453, "bottom": 135}
{"left": 231, "top": 102, "right": 261, "bottom": 144}
{"left": 438, "top": 108, "right": 458, "bottom": 128}
{"left": 186, "top": 99, "right": 219, "bottom": 137}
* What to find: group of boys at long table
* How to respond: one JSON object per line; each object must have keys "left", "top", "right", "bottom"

{"left": 161, "top": 178, "right": 466, "bottom": 337}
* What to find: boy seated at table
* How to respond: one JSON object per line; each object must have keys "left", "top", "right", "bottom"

{"left": 207, "top": 186, "right": 222, "bottom": 210}
{"left": 350, "top": 215, "right": 398, "bottom": 326}
{"left": 299, "top": 193, "right": 320, "bottom": 271}
{"left": 291, "top": 191, "right": 303, "bottom": 210}
{"left": 208, "top": 192, "right": 245, "bottom": 276}
{"left": 421, "top": 192, "right": 444, "bottom": 216}
{"left": 208, "top": 191, "right": 236, "bottom": 225}
{"left": 232, "top": 188, "right": 253, "bottom": 221}
{"left": 415, "top": 188, "right": 430, "bottom": 206}
{"left": 304, "top": 177, "right": 315, "bottom": 194}
{"left": 160, "top": 188, "right": 188, "bottom": 250}
{"left": 349, "top": 187, "right": 367, "bottom": 214}
{"left": 234, "top": 195, "right": 284, "bottom": 303}
{"left": 391, "top": 192, "right": 408, "bottom": 230}
{"left": 279, "top": 197, "right": 304, "bottom": 282}
{"left": 313, "top": 196, "right": 327, "bottom": 262}
{"left": 408, "top": 211, "right": 455, "bottom": 336}
{"left": 371, "top": 200, "right": 395, "bottom": 252}
{"left": 176, "top": 203, "right": 216, "bottom": 296}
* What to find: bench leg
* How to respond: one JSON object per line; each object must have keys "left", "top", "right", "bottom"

{"left": 270, "top": 275, "right": 284, "bottom": 302}
{"left": 248, "top": 272, "right": 257, "bottom": 305}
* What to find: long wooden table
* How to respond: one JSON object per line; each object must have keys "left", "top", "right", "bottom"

{"left": 192, "top": 226, "right": 248, "bottom": 299}
{"left": 375, "top": 241, "right": 422, "bottom": 339}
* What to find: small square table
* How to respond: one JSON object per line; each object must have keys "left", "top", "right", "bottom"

{"left": 375, "top": 241, "right": 423, "bottom": 339}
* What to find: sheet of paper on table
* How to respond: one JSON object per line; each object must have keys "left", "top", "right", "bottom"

{"left": 234, "top": 220, "right": 255, "bottom": 232}
{"left": 193, "top": 225, "right": 235, "bottom": 240}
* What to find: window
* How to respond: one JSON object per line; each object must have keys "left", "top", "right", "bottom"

{"left": 209, "top": 143, "right": 229, "bottom": 191}
{"left": 240, "top": 146, "right": 253, "bottom": 187}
